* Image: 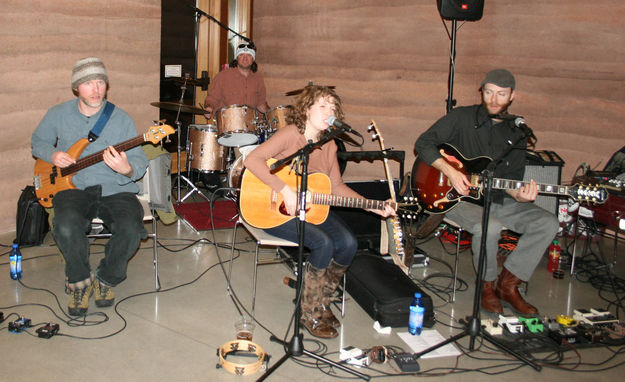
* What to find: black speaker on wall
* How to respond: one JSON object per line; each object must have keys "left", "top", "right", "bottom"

{"left": 437, "top": 0, "right": 484, "bottom": 21}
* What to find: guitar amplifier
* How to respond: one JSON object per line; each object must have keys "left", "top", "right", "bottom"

{"left": 524, "top": 150, "right": 564, "bottom": 215}
{"left": 332, "top": 179, "right": 399, "bottom": 250}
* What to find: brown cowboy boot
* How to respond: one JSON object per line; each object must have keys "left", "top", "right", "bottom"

{"left": 300, "top": 263, "right": 338, "bottom": 338}
{"left": 320, "top": 259, "right": 348, "bottom": 328}
{"left": 495, "top": 267, "right": 538, "bottom": 315}
{"left": 481, "top": 281, "right": 503, "bottom": 313}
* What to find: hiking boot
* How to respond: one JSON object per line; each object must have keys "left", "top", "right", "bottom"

{"left": 94, "top": 278, "right": 115, "bottom": 307}
{"left": 68, "top": 282, "right": 94, "bottom": 316}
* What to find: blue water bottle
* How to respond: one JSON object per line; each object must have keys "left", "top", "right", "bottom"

{"left": 408, "top": 292, "right": 425, "bottom": 335}
{"left": 10, "top": 243, "right": 22, "bottom": 280}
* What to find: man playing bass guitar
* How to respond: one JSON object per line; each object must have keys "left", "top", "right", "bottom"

{"left": 31, "top": 57, "right": 148, "bottom": 316}
{"left": 414, "top": 69, "right": 558, "bottom": 315}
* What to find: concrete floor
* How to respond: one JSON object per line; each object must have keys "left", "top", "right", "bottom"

{"left": 1, "top": 197, "right": 624, "bottom": 382}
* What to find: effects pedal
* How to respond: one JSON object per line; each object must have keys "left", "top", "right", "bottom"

{"left": 36, "top": 323, "right": 60, "bottom": 339}
{"left": 498, "top": 315, "right": 524, "bottom": 334}
{"left": 393, "top": 353, "right": 420, "bottom": 373}
{"left": 481, "top": 318, "right": 503, "bottom": 335}
{"left": 340, "top": 346, "right": 363, "bottom": 361}
{"left": 573, "top": 308, "right": 618, "bottom": 327}
{"left": 8, "top": 318, "right": 31, "bottom": 333}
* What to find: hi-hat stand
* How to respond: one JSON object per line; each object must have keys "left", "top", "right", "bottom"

{"left": 257, "top": 127, "right": 370, "bottom": 381}
{"left": 413, "top": 130, "right": 541, "bottom": 371}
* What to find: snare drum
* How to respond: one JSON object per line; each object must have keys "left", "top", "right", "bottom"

{"left": 265, "top": 105, "right": 292, "bottom": 131}
{"left": 186, "top": 124, "right": 226, "bottom": 172}
{"left": 215, "top": 105, "right": 260, "bottom": 147}
{"left": 228, "top": 145, "right": 259, "bottom": 191}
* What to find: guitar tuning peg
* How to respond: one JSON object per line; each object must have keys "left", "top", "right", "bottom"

{"left": 367, "top": 124, "right": 374, "bottom": 132}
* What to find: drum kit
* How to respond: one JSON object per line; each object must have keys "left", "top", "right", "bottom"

{"left": 150, "top": 95, "right": 292, "bottom": 202}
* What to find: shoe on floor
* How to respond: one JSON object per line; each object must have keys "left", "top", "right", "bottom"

{"left": 94, "top": 278, "right": 115, "bottom": 308}
{"left": 68, "top": 283, "right": 94, "bottom": 316}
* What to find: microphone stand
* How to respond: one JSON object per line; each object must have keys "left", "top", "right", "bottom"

{"left": 412, "top": 128, "right": 541, "bottom": 371}
{"left": 258, "top": 126, "right": 370, "bottom": 381}
{"left": 445, "top": 19, "right": 458, "bottom": 113}
{"left": 189, "top": 4, "right": 255, "bottom": 47}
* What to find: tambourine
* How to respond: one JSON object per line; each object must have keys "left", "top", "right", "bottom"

{"left": 217, "top": 339, "right": 267, "bottom": 376}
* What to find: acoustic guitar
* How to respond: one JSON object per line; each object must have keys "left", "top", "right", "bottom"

{"left": 33, "top": 123, "right": 174, "bottom": 208}
{"left": 412, "top": 143, "right": 609, "bottom": 214}
{"left": 239, "top": 159, "right": 418, "bottom": 229}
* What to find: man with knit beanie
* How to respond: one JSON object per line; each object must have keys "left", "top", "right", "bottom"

{"left": 31, "top": 57, "right": 148, "bottom": 316}
{"left": 414, "top": 69, "right": 559, "bottom": 316}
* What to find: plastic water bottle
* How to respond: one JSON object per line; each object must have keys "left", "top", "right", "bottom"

{"left": 9, "top": 243, "right": 22, "bottom": 280}
{"left": 408, "top": 292, "right": 425, "bottom": 335}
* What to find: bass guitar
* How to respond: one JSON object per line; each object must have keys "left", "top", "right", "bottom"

{"left": 239, "top": 159, "right": 418, "bottom": 229}
{"left": 33, "top": 123, "right": 174, "bottom": 208}
{"left": 412, "top": 143, "right": 608, "bottom": 214}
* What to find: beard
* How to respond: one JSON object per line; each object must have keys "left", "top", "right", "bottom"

{"left": 482, "top": 98, "right": 513, "bottom": 117}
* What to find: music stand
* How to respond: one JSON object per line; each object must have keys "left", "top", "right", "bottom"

{"left": 257, "top": 127, "right": 370, "bottom": 381}
{"left": 412, "top": 130, "right": 541, "bottom": 371}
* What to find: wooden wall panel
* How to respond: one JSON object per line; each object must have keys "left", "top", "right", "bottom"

{"left": 0, "top": 0, "right": 161, "bottom": 234}
{"left": 253, "top": 0, "right": 625, "bottom": 184}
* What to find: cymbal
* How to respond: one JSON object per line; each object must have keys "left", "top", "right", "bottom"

{"left": 150, "top": 102, "right": 206, "bottom": 115}
{"left": 168, "top": 77, "right": 210, "bottom": 87}
{"left": 285, "top": 85, "right": 335, "bottom": 96}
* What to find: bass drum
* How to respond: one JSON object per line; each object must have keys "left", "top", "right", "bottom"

{"left": 228, "top": 145, "right": 259, "bottom": 193}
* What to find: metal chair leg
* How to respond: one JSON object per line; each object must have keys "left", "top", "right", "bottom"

{"left": 451, "top": 226, "right": 462, "bottom": 303}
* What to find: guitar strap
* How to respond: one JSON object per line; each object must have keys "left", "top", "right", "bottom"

{"left": 87, "top": 102, "right": 116, "bottom": 142}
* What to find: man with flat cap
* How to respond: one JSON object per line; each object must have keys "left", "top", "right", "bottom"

{"left": 31, "top": 57, "right": 148, "bottom": 316}
{"left": 414, "top": 69, "right": 558, "bottom": 315}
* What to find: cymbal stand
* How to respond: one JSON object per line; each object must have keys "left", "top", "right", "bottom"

{"left": 171, "top": 77, "right": 210, "bottom": 204}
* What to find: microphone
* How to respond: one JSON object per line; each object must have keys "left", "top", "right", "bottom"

{"left": 514, "top": 117, "right": 536, "bottom": 140}
{"left": 326, "top": 116, "right": 355, "bottom": 133}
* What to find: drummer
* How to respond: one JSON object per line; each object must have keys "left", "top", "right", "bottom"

{"left": 203, "top": 42, "right": 270, "bottom": 118}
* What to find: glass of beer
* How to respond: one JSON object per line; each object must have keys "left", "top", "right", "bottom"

{"left": 235, "top": 316, "right": 255, "bottom": 341}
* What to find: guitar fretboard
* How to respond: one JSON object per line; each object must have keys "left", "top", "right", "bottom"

{"left": 311, "top": 193, "right": 395, "bottom": 210}
{"left": 60, "top": 135, "right": 146, "bottom": 177}
{"left": 491, "top": 178, "right": 567, "bottom": 196}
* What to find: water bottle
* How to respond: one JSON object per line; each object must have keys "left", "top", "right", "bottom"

{"left": 408, "top": 292, "right": 425, "bottom": 335}
{"left": 9, "top": 243, "right": 22, "bottom": 280}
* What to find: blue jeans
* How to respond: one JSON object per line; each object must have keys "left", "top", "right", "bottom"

{"left": 52, "top": 186, "right": 147, "bottom": 286}
{"left": 265, "top": 211, "right": 358, "bottom": 269}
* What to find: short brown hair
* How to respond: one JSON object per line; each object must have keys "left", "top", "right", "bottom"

{"left": 288, "top": 85, "right": 345, "bottom": 134}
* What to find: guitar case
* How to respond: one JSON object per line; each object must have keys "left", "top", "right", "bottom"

{"left": 345, "top": 253, "right": 434, "bottom": 328}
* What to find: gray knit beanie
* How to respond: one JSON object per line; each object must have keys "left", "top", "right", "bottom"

{"left": 71, "top": 57, "right": 109, "bottom": 90}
